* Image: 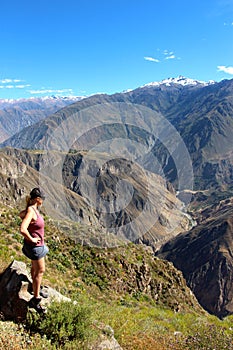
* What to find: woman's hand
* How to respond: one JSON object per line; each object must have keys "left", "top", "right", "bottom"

{"left": 30, "top": 237, "right": 41, "bottom": 245}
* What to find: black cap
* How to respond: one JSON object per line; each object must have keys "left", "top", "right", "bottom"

{"left": 30, "top": 187, "right": 45, "bottom": 200}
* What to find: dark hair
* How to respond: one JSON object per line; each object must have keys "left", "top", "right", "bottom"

{"left": 30, "top": 187, "right": 46, "bottom": 200}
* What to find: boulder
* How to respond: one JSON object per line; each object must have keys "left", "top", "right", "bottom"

{"left": 0, "top": 260, "right": 70, "bottom": 321}
{"left": 0, "top": 260, "right": 123, "bottom": 349}
{"left": 93, "top": 337, "right": 122, "bottom": 350}
{"left": 90, "top": 324, "right": 123, "bottom": 350}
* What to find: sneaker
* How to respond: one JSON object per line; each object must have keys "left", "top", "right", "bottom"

{"left": 29, "top": 297, "right": 47, "bottom": 314}
{"left": 28, "top": 286, "right": 49, "bottom": 298}
{"left": 40, "top": 287, "right": 49, "bottom": 298}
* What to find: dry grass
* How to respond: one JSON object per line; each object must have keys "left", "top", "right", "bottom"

{"left": 0, "top": 321, "right": 51, "bottom": 350}
{"left": 1, "top": 202, "right": 233, "bottom": 350}
{"left": 120, "top": 333, "right": 180, "bottom": 350}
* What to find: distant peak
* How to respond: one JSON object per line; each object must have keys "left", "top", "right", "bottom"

{"left": 142, "top": 76, "right": 216, "bottom": 88}
{"left": 0, "top": 95, "right": 86, "bottom": 106}
{"left": 34, "top": 95, "right": 86, "bottom": 101}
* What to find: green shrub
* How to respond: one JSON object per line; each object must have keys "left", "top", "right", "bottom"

{"left": 55, "top": 263, "right": 67, "bottom": 273}
{"left": 82, "top": 265, "right": 106, "bottom": 289}
{"left": 70, "top": 246, "right": 90, "bottom": 269}
{"left": 26, "top": 301, "right": 93, "bottom": 347}
{"left": 12, "top": 232, "right": 23, "bottom": 242}
{"left": 13, "top": 216, "right": 22, "bottom": 227}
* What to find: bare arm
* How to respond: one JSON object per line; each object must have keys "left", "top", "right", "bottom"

{"left": 20, "top": 207, "right": 40, "bottom": 244}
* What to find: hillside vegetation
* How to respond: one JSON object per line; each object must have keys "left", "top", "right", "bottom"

{"left": 1, "top": 202, "right": 233, "bottom": 349}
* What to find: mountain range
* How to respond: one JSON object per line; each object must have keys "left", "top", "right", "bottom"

{"left": 0, "top": 95, "right": 85, "bottom": 143}
{"left": 1, "top": 76, "right": 233, "bottom": 318}
{"left": 2, "top": 76, "right": 233, "bottom": 201}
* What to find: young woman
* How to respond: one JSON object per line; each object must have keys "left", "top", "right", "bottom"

{"left": 20, "top": 187, "right": 49, "bottom": 313}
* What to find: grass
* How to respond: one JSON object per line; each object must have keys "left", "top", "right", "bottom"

{"left": 91, "top": 300, "right": 233, "bottom": 349}
{"left": 1, "top": 202, "right": 233, "bottom": 349}
{"left": 1, "top": 299, "right": 233, "bottom": 349}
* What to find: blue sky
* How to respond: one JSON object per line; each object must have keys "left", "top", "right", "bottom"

{"left": 0, "top": 0, "right": 233, "bottom": 99}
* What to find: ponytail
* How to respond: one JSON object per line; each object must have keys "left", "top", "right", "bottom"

{"left": 25, "top": 195, "right": 37, "bottom": 210}
{"left": 19, "top": 193, "right": 38, "bottom": 220}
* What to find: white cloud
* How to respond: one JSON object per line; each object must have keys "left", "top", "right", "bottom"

{"left": 144, "top": 49, "right": 180, "bottom": 64}
{"left": 29, "top": 88, "right": 74, "bottom": 95}
{"left": 165, "top": 55, "right": 176, "bottom": 60}
{"left": 162, "top": 50, "right": 179, "bottom": 60}
{"left": 0, "top": 78, "right": 23, "bottom": 84}
{"left": 163, "top": 50, "right": 174, "bottom": 56}
{"left": 144, "top": 56, "right": 160, "bottom": 63}
{"left": 0, "top": 78, "right": 30, "bottom": 90}
{"left": 223, "top": 21, "right": 233, "bottom": 25}
{"left": 0, "top": 79, "right": 12, "bottom": 83}
{"left": 0, "top": 84, "right": 30, "bottom": 89}
{"left": 217, "top": 65, "right": 233, "bottom": 74}
{"left": 16, "top": 84, "right": 31, "bottom": 89}
{"left": 0, "top": 82, "right": 31, "bottom": 89}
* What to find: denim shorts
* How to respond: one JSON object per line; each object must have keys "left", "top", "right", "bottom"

{"left": 22, "top": 242, "right": 49, "bottom": 260}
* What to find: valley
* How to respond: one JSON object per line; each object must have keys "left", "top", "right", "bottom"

{"left": 0, "top": 76, "right": 233, "bottom": 348}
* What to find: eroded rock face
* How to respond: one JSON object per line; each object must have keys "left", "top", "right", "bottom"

{"left": 157, "top": 199, "right": 233, "bottom": 318}
{"left": 62, "top": 154, "right": 192, "bottom": 250}
{"left": 0, "top": 149, "right": 192, "bottom": 250}
{"left": 0, "top": 260, "right": 70, "bottom": 321}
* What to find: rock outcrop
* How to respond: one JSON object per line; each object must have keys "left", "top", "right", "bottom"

{"left": 0, "top": 260, "right": 123, "bottom": 350}
{"left": 0, "top": 260, "right": 70, "bottom": 321}
{"left": 90, "top": 324, "right": 123, "bottom": 350}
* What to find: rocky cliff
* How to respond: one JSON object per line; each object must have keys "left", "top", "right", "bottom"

{"left": 157, "top": 197, "right": 233, "bottom": 318}
{"left": 0, "top": 148, "right": 191, "bottom": 249}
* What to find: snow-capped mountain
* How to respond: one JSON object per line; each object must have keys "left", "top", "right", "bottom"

{"left": 0, "top": 95, "right": 87, "bottom": 142}
{"left": 141, "top": 76, "right": 216, "bottom": 88}
{"left": 0, "top": 76, "right": 220, "bottom": 143}
{"left": 0, "top": 95, "right": 86, "bottom": 110}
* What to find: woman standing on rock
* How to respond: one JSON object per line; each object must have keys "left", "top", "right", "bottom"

{"left": 20, "top": 187, "right": 49, "bottom": 313}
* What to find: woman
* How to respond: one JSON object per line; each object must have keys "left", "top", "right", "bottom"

{"left": 20, "top": 187, "right": 49, "bottom": 313}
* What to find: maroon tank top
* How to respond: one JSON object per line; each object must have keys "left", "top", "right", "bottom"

{"left": 27, "top": 208, "right": 45, "bottom": 246}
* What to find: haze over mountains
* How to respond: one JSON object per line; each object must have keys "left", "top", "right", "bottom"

{"left": 2, "top": 76, "right": 233, "bottom": 199}
{"left": 0, "top": 95, "right": 85, "bottom": 143}
{"left": 1, "top": 76, "right": 233, "bottom": 318}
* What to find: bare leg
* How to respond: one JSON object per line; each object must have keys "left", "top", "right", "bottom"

{"left": 31, "top": 263, "right": 36, "bottom": 281}
{"left": 31, "top": 258, "right": 45, "bottom": 298}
